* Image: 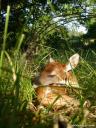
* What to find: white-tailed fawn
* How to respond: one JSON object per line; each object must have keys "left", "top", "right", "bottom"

{"left": 35, "top": 54, "right": 80, "bottom": 109}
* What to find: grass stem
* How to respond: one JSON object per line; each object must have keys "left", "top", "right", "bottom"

{"left": 0, "top": 5, "right": 10, "bottom": 76}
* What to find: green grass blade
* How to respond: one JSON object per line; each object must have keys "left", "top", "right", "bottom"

{"left": 15, "top": 34, "right": 25, "bottom": 55}
{"left": 4, "top": 51, "right": 16, "bottom": 82}
{"left": 0, "top": 5, "right": 10, "bottom": 76}
{"left": 3, "top": 5, "right": 10, "bottom": 50}
{"left": 47, "top": 0, "right": 55, "bottom": 12}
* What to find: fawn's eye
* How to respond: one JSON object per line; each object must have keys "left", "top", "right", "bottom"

{"left": 48, "top": 74, "right": 56, "bottom": 77}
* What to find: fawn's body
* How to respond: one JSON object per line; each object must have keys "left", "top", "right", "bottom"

{"left": 35, "top": 54, "right": 80, "bottom": 109}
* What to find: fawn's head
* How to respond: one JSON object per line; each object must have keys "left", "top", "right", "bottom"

{"left": 39, "top": 54, "right": 80, "bottom": 87}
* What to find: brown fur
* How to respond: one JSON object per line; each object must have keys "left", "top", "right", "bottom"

{"left": 35, "top": 54, "right": 80, "bottom": 109}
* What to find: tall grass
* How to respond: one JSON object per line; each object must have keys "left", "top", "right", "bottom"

{"left": 0, "top": 5, "right": 34, "bottom": 128}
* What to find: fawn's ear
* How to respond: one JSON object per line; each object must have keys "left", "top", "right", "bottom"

{"left": 65, "top": 53, "right": 79, "bottom": 71}
{"left": 49, "top": 57, "right": 55, "bottom": 63}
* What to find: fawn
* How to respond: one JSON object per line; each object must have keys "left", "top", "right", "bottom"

{"left": 35, "top": 54, "right": 80, "bottom": 109}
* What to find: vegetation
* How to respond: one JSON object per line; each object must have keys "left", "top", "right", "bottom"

{"left": 0, "top": 0, "right": 96, "bottom": 128}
